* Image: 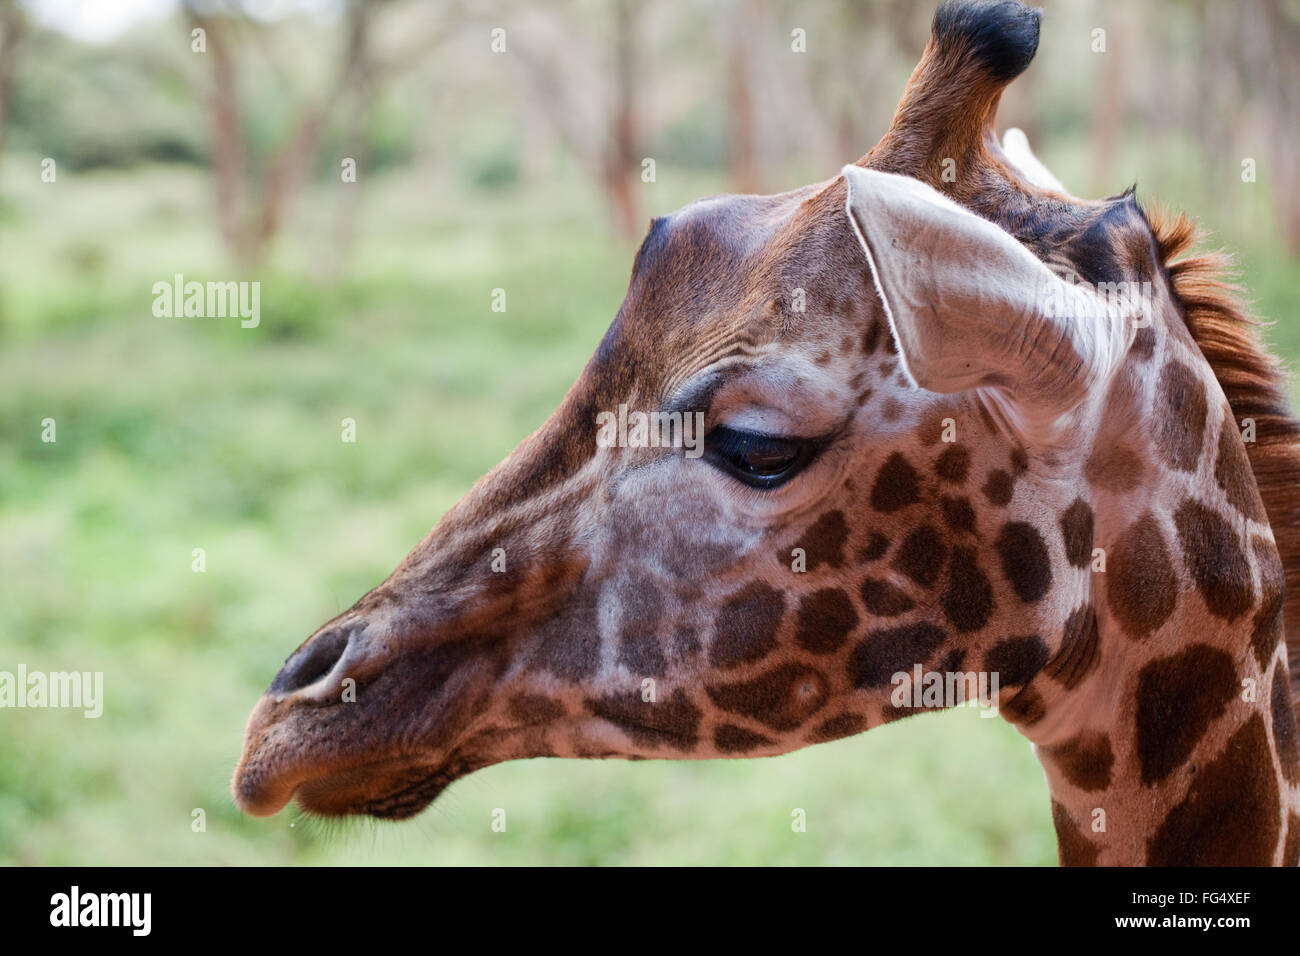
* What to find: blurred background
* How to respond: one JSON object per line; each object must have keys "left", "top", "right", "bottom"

{"left": 1, "top": 0, "right": 1297, "bottom": 865}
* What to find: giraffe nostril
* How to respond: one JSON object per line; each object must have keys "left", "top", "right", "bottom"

{"left": 270, "top": 626, "right": 355, "bottom": 695}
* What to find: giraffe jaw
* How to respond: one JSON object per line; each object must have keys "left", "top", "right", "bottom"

{"left": 294, "top": 760, "right": 463, "bottom": 820}
{"left": 233, "top": 744, "right": 470, "bottom": 821}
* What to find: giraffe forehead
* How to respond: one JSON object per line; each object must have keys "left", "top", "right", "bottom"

{"left": 615, "top": 186, "right": 869, "bottom": 382}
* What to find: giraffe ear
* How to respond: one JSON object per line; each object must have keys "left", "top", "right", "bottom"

{"left": 1000, "top": 128, "right": 1067, "bottom": 194}
{"left": 842, "top": 164, "right": 1131, "bottom": 434}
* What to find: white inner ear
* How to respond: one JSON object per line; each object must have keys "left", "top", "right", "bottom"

{"left": 1001, "top": 128, "right": 1067, "bottom": 194}
{"left": 841, "top": 164, "right": 1133, "bottom": 438}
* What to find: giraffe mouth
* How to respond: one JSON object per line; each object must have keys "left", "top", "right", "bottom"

{"left": 235, "top": 751, "right": 470, "bottom": 821}
{"left": 295, "top": 761, "right": 465, "bottom": 820}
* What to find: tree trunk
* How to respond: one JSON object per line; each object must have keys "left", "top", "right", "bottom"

{"left": 726, "top": 0, "right": 760, "bottom": 194}
{"left": 606, "top": 0, "right": 641, "bottom": 239}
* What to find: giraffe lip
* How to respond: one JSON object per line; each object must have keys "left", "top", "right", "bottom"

{"left": 233, "top": 756, "right": 450, "bottom": 820}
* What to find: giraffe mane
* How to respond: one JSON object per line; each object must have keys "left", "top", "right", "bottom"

{"left": 1148, "top": 204, "right": 1300, "bottom": 724}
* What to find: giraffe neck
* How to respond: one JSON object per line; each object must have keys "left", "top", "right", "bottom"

{"left": 1026, "top": 611, "right": 1297, "bottom": 866}
{"left": 1014, "top": 322, "right": 1300, "bottom": 866}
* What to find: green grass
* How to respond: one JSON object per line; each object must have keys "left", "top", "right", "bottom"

{"left": 1, "top": 148, "right": 1295, "bottom": 866}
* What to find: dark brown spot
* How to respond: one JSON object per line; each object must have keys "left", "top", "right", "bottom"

{"left": 934, "top": 445, "right": 970, "bottom": 483}
{"left": 1135, "top": 644, "right": 1237, "bottom": 786}
{"left": 1271, "top": 665, "right": 1300, "bottom": 785}
{"left": 1215, "top": 410, "right": 1266, "bottom": 521}
{"left": 879, "top": 700, "right": 921, "bottom": 724}
{"left": 940, "top": 495, "right": 977, "bottom": 534}
{"left": 1043, "top": 604, "right": 1100, "bottom": 689}
{"left": 1130, "top": 326, "right": 1155, "bottom": 360}
{"left": 536, "top": 583, "right": 602, "bottom": 680}
{"left": 795, "top": 588, "right": 858, "bottom": 654}
{"left": 982, "top": 469, "right": 1014, "bottom": 506}
{"left": 1052, "top": 800, "right": 1101, "bottom": 866}
{"left": 586, "top": 688, "right": 703, "bottom": 749}
{"left": 1251, "top": 537, "right": 1285, "bottom": 670}
{"left": 671, "top": 627, "right": 702, "bottom": 662}
{"left": 984, "top": 635, "right": 1049, "bottom": 686}
{"left": 1173, "top": 498, "right": 1254, "bottom": 621}
{"left": 615, "top": 580, "right": 667, "bottom": 677}
{"left": 1153, "top": 359, "right": 1208, "bottom": 472}
{"left": 918, "top": 413, "right": 954, "bottom": 446}
{"left": 1001, "top": 686, "right": 1046, "bottom": 725}
{"left": 1147, "top": 714, "right": 1281, "bottom": 865}
{"left": 858, "top": 532, "right": 890, "bottom": 562}
{"left": 706, "top": 664, "right": 830, "bottom": 731}
{"left": 862, "top": 317, "right": 883, "bottom": 354}
{"left": 1107, "top": 512, "right": 1178, "bottom": 640}
{"left": 714, "top": 724, "right": 776, "bottom": 753}
{"left": 891, "top": 525, "right": 947, "bottom": 587}
{"left": 785, "top": 509, "right": 849, "bottom": 571}
{"left": 1059, "top": 498, "right": 1094, "bottom": 569}
{"left": 859, "top": 577, "right": 916, "bottom": 617}
{"left": 810, "top": 712, "right": 866, "bottom": 741}
{"left": 710, "top": 582, "right": 785, "bottom": 669}
{"left": 943, "top": 547, "right": 994, "bottom": 632}
{"left": 1085, "top": 442, "right": 1145, "bottom": 492}
{"left": 995, "top": 521, "right": 1052, "bottom": 603}
{"left": 870, "top": 453, "right": 921, "bottom": 513}
{"left": 938, "top": 648, "right": 966, "bottom": 674}
{"left": 848, "top": 623, "right": 947, "bottom": 689}
{"left": 1044, "top": 732, "right": 1114, "bottom": 792}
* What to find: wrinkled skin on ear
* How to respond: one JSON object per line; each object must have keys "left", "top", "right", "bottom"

{"left": 842, "top": 164, "right": 1135, "bottom": 439}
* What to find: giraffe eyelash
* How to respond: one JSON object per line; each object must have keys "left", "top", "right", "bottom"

{"left": 702, "top": 426, "right": 825, "bottom": 490}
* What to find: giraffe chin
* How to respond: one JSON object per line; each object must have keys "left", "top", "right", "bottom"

{"left": 296, "top": 763, "right": 458, "bottom": 820}
{"left": 235, "top": 755, "right": 463, "bottom": 821}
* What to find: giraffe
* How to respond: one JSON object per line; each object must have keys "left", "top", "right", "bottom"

{"left": 233, "top": 0, "right": 1300, "bottom": 865}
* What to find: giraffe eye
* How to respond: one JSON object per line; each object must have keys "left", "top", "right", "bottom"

{"left": 704, "top": 426, "right": 818, "bottom": 489}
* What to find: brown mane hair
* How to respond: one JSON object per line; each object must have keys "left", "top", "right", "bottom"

{"left": 1148, "top": 206, "right": 1300, "bottom": 721}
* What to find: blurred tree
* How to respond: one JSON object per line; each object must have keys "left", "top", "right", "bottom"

{"left": 183, "top": 0, "right": 460, "bottom": 269}
{"left": 510, "top": 0, "right": 644, "bottom": 239}
{"left": 724, "top": 0, "right": 761, "bottom": 193}
{"left": 1190, "top": 0, "right": 1300, "bottom": 252}
{"left": 1256, "top": 0, "right": 1300, "bottom": 252}
{"left": 0, "top": 0, "right": 27, "bottom": 194}
{"left": 1087, "top": 0, "right": 1129, "bottom": 195}
{"left": 325, "top": 1, "right": 468, "bottom": 274}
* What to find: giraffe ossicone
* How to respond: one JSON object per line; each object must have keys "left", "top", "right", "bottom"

{"left": 233, "top": 0, "right": 1300, "bottom": 865}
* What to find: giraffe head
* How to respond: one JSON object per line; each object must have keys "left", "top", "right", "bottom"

{"left": 234, "top": 0, "right": 1300, "bottom": 862}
